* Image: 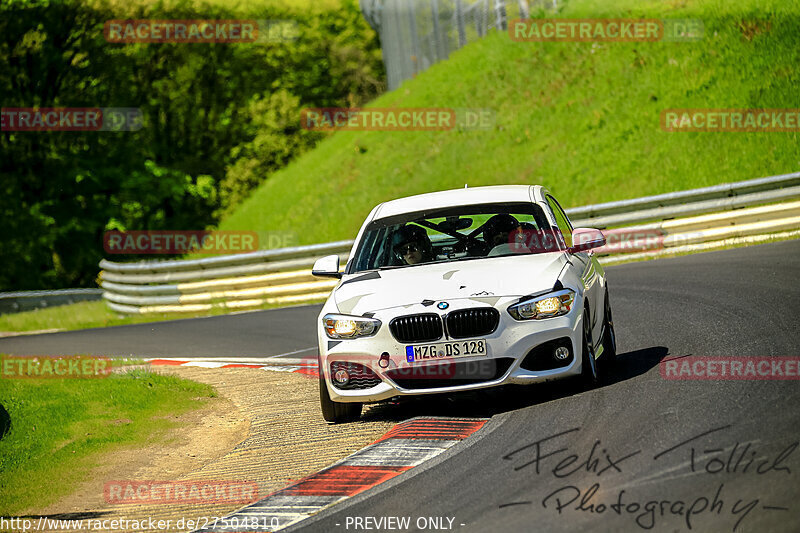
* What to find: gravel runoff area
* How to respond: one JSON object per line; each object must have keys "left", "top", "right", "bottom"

{"left": 28, "top": 366, "right": 397, "bottom": 533}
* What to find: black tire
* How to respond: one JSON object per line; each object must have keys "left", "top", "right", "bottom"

{"left": 601, "top": 288, "right": 617, "bottom": 365}
{"left": 581, "top": 307, "right": 599, "bottom": 387}
{"left": 319, "top": 377, "right": 362, "bottom": 424}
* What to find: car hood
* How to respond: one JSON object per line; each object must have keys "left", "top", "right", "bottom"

{"left": 334, "top": 253, "right": 568, "bottom": 315}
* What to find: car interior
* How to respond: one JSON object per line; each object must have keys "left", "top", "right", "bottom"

{"left": 348, "top": 202, "right": 556, "bottom": 273}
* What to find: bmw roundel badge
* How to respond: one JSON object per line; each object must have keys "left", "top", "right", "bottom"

{"left": 437, "top": 302, "right": 449, "bottom": 310}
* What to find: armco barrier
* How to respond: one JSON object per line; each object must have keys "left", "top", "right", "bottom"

{"left": 99, "top": 172, "right": 800, "bottom": 314}
{"left": 569, "top": 172, "right": 800, "bottom": 228}
{"left": 98, "top": 241, "right": 353, "bottom": 314}
{"left": 0, "top": 288, "right": 103, "bottom": 314}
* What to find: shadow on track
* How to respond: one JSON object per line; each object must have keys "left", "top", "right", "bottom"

{"left": 359, "top": 346, "right": 667, "bottom": 423}
{"left": 604, "top": 345, "right": 670, "bottom": 385}
{"left": 0, "top": 403, "right": 10, "bottom": 440}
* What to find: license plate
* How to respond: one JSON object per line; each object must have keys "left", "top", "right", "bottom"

{"left": 406, "top": 339, "right": 487, "bottom": 363}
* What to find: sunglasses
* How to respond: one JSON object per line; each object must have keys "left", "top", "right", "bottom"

{"left": 397, "top": 243, "right": 420, "bottom": 255}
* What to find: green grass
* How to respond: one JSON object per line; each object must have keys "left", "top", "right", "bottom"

{"left": 0, "top": 297, "right": 325, "bottom": 335}
{"left": 0, "top": 367, "right": 217, "bottom": 515}
{"left": 218, "top": 0, "right": 799, "bottom": 246}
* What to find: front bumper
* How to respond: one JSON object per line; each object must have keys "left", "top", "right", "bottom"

{"left": 319, "top": 299, "right": 586, "bottom": 403}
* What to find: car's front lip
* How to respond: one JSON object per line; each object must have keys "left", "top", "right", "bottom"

{"left": 319, "top": 300, "right": 585, "bottom": 403}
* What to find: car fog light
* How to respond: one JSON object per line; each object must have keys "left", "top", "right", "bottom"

{"left": 333, "top": 368, "right": 350, "bottom": 385}
{"left": 554, "top": 346, "right": 570, "bottom": 360}
{"left": 379, "top": 353, "right": 390, "bottom": 369}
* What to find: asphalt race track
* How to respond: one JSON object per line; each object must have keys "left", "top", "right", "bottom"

{"left": 290, "top": 240, "right": 800, "bottom": 533}
{"left": 3, "top": 240, "right": 799, "bottom": 532}
{"left": 0, "top": 302, "right": 322, "bottom": 360}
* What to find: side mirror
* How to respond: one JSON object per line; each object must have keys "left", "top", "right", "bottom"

{"left": 569, "top": 228, "right": 606, "bottom": 254}
{"left": 312, "top": 255, "right": 342, "bottom": 279}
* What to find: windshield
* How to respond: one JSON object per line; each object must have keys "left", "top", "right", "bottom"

{"left": 348, "top": 202, "right": 561, "bottom": 273}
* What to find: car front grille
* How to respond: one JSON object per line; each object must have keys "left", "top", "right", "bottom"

{"left": 330, "top": 361, "right": 382, "bottom": 390}
{"left": 389, "top": 313, "right": 443, "bottom": 343}
{"left": 446, "top": 308, "right": 500, "bottom": 339}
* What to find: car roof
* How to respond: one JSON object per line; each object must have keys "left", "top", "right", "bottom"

{"left": 372, "top": 185, "right": 547, "bottom": 220}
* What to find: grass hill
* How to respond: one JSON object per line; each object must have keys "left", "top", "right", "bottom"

{"left": 219, "top": 0, "right": 799, "bottom": 245}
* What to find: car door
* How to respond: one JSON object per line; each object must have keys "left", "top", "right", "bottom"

{"left": 546, "top": 195, "right": 604, "bottom": 348}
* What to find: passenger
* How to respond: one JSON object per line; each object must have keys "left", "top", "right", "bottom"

{"left": 392, "top": 225, "right": 434, "bottom": 265}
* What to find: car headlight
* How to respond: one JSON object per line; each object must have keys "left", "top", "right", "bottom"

{"left": 323, "top": 313, "right": 382, "bottom": 339}
{"left": 507, "top": 289, "right": 575, "bottom": 320}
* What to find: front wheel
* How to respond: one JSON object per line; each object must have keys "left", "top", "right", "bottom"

{"left": 580, "top": 308, "right": 599, "bottom": 387}
{"left": 319, "top": 377, "right": 362, "bottom": 424}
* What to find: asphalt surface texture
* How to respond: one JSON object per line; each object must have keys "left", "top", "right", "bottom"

{"left": 3, "top": 240, "right": 799, "bottom": 532}
{"left": 0, "top": 303, "right": 321, "bottom": 360}
{"left": 290, "top": 240, "right": 800, "bottom": 533}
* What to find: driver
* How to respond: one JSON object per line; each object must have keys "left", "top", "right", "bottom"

{"left": 392, "top": 224, "right": 433, "bottom": 265}
{"left": 483, "top": 214, "right": 521, "bottom": 246}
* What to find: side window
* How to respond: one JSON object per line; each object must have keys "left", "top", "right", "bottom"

{"left": 546, "top": 195, "right": 573, "bottom": 248}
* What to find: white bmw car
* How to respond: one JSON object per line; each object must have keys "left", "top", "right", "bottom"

{"left": 311, "top": 185, "right": 616, "bottom": 423}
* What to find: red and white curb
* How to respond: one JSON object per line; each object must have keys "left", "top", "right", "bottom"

{"left": 148, "top": 358, "right": 319, "bottom": 377}
{"left": 192, "top": 418, "right": 487, "bottom": 532}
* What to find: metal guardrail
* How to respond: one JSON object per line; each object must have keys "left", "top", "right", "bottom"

{"left": 0, "top": 288, "right": 103, "bottom": 315}
{"left": 98, "top": 172, "right": 800, "bottom": 314}
{"left": 98, "top": 240, "right": 354, "bottom": 275}
{"left": 568, "top": 171, "right": 800, "bottom": 227}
